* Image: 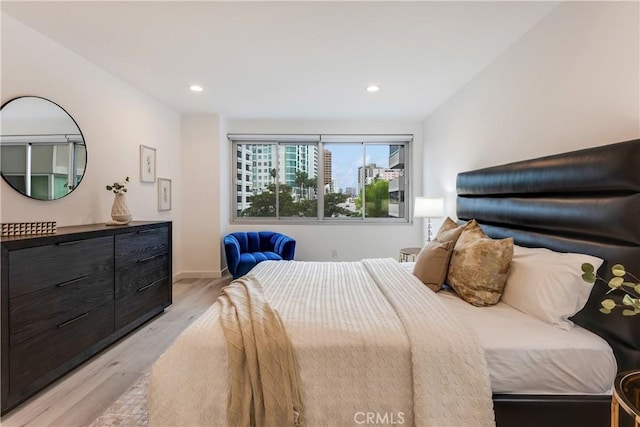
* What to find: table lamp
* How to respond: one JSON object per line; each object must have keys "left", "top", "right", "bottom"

{"left": 414, "top": 197, "right": 444, "bottom": 243}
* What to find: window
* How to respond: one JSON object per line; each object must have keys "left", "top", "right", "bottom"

{"left": 229, "top": 134, "right": 411, "bottom": 223}
{"left": 323, "top": 143, "right": 406, "bottom": 219}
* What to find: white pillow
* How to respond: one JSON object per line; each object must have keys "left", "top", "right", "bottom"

{"left": 501, "top": 245, "right": 604, "bottom": 330}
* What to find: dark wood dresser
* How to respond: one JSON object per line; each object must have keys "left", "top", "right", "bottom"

{"left": 1, "top": 221, "right": 172, "bottom": 414}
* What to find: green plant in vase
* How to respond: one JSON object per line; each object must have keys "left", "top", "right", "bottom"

{"left": 581, "top": 263, "right": 640, "bottom": 316}
{"left": 105, "top": 176, "right": 132, "bottom": 225}
{"left": 106, "top": 176, "right": 129, "bottom": 194}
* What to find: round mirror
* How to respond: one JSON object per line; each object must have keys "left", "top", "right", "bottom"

{"left": 0, "top": 96, "right": 87, "bottom": 200}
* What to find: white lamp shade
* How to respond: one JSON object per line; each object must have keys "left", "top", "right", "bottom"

{"left": 414, "top": 197, "right": 444, "bottom": 218}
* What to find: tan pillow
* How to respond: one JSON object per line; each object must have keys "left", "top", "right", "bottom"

{"left": 454, "top": 219, "right": 487, "bottom": 249}
{"left": 412, "top": 241, "right": 455, "bottom": 292}
{"left": 433, "top": 217, "right": 466, "bottom": 245}
{"left": 447, "top": 237, "right": 514, "bottom": 306}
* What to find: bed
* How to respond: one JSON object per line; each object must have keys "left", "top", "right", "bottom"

{"left": 455, "top": 138, "right": 640, "bottom": 426}
{"left": 149, "top": 138, "right": 639, "bottom": 427}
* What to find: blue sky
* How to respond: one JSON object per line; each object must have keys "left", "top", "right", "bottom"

{"left": 325, "top": 144, "right": 391, "bottom": 191}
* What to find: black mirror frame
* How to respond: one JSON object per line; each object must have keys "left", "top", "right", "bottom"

{"left": 0, "top": 96, "right": 88, "bottom": 201}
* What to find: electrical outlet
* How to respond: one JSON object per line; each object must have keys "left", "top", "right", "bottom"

{"left": 331, "top": 249, "right": 338, "bottom": 259}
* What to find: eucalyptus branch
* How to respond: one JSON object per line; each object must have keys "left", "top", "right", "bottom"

{"left": 106, "top": 176, "right": 130, "bottom": 195}
{"left": 624, "top": 271, "right": 640, "bottom": 283}
{"left": 599, "top": 273, "right": 640, "bottom": 298}
{"left": 581, "top": 263, "right": 640, "bottom": 316}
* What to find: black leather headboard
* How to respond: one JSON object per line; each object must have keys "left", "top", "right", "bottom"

{"left": 456, "top": 138, "right": 640, "bottom": 372}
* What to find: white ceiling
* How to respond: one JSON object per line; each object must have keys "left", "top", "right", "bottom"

{"left": 1, "top": 1, "right": 559, "bottom": 120}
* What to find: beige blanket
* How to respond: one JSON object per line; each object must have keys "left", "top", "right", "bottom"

{"left": 149, "top": 259, "right": 495, "bottom": 426}
{"left": 219, "top": 276, "right": 303, "bottom": 427}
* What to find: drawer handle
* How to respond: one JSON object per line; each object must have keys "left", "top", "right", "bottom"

{"left": 137, "top": 278, "right": 165, "bottom": 293}
{"left": 137, "top": 252, "right": 166, "bottom": 263}
{"left": 57, "top": 312, "right": 89, "bottom": 329}
{"left": 56, "top": 275, "right": 88, "bottom": 288}
{"left": 137, "top": 229, "right": 156, "bottom": 234}
{"left": 56, "top": 240, "right": 83, "bottom": 246}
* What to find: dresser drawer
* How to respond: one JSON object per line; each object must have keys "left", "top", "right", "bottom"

{"left": 115, "top": 227, "right": 168, "bottom": 269}
{"left": 8, "top": 236, "right": 114, "bottom": 298}
{"left": 9, "top": 270, "right": 114, "bottom": 347}
{"left": 115, "top": 253, "right": 169, "bottom": 299}
{"left": 9, "top": 302, "right": 114, "bottom": 395}
{"left": 115, "top": 277, "right": 169, "bottom": 330}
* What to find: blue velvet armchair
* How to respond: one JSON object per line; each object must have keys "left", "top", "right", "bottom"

{"left": 224, "top": 231, "right": 296, "bottom": 279}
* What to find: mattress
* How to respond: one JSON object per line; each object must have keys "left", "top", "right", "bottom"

{"left": 400, "top": 261, "right": 617, "bottom": 395}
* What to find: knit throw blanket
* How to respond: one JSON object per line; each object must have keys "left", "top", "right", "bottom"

{"left": 219, "top": 275, "right": 303, "bottom": 427}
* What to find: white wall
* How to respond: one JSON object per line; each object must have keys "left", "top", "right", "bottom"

{"left": 8, "top": 1, "right": 633, "bottom": 277}
{"left": 180, "top": 114, "right": 222, "bottom": 278}
{"left": 1, "top": 13, "right": 184, "bottom": 275}
{"left": 423, "top": 1, "right": 640, "bottom": 221}
{"left": 224, "top": 119, "right": 425, "bottom": 264}
{"left": 219, "top": 116, "right": 230, "bottom": 269}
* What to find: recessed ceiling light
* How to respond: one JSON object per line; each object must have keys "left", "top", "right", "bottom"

{"left": 189, "top": 85, "right": 203, "bottom": 92}
{"left": 366, "top": 85, "right": 380, "bottom": 93}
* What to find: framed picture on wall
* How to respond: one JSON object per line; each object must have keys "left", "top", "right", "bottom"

{"left": 158, "top": 178, "right": 172, "bottom": 211}
{"left": 140, "top": 145, "right": 156, "bottom": 183}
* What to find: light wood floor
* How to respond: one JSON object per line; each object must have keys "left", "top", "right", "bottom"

{"left": 1, "top": 276, "right": 230, "bottom": 427}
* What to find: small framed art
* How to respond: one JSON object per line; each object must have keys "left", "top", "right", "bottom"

{"left": 140, "top": 145, "right": 156, "bottom": 183}
{"left": 158, "top": 178, "right": 172, "bottom": 211}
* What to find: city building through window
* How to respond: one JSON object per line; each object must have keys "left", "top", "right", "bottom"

{"left": 228, "top": 134, "right": 412, "bottom": 223}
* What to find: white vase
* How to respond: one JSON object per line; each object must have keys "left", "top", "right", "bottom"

{"left": 111, "top": 193, "right": 132, "bottom": 224}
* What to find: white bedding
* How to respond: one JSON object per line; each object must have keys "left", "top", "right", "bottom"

{"left": 402, "top": 262, "right": 617, "bottom": 395}
{"left": 149, "top": 259, "right": 495, "bottom": 426}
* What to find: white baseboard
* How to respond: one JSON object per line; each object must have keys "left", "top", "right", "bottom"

{"left": 173, "top": 270, "right": 224, "bottom": 281}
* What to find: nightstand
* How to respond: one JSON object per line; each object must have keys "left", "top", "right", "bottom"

{"left": 399, "top": 247, "right": 421, "bottom": 262}
{"left": 612, "top": 370, "right": 640, "bottom": 427}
